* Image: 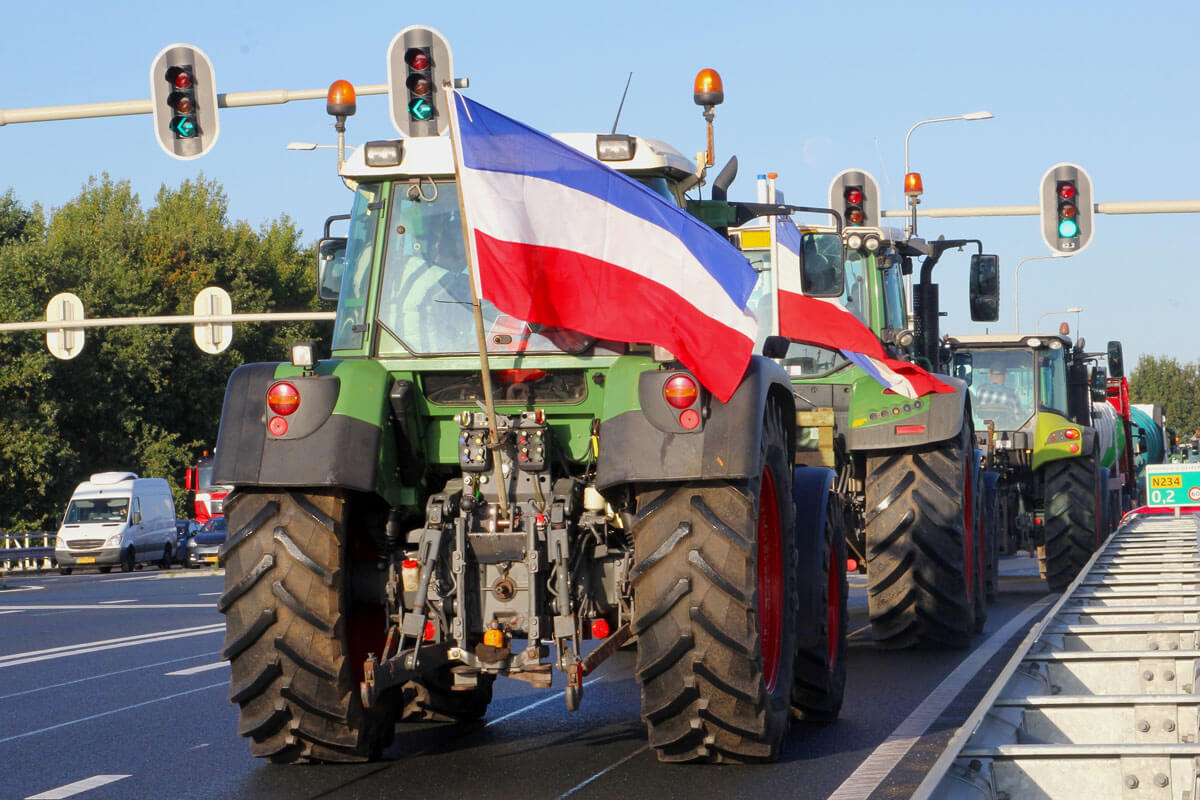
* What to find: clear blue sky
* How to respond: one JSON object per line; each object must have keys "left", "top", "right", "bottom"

{"left": 2, "top": 0, "right": 1197, "bottom": 370}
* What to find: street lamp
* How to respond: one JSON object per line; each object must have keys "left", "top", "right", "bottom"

{"left": 903, "top": 111, "right": 994, "bottom": 238}
{"left": 1014, "top": 253, "right": 1071, "bottom": 332}
{"left": 1036, "top": 306, "right": 1083, "bottom": 333}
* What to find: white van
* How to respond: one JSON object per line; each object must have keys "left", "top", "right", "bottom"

{"left": 55, "top": 472, "right": 178, "bottom": 575}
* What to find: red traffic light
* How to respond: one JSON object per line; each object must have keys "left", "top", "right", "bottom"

{"left": 172, "top": 71, "right": 192, "bottom": 90}
{"left": 1058, "top": 181, "right": 1076, "bottom": 201}
{"left": 407, "top": 50, "right": 430, "bottom": 71}
{"left": 845, "top": 188, "right": 864, "bottom": 205}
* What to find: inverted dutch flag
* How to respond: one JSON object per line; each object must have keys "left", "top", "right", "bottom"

{"left": 447, "top": 92, "right": 759, "bottom": 403}
{"left": 775, "top": 218, "right": 952, "bottom": 400}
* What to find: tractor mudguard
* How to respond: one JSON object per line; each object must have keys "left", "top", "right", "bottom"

{"left": 844, "top": 374, "right": 967, "bottom": 452}
{"left": 212, "top": 362, "right": 384, "bottom": 492}
{"left": 594, "top": 356, "right": 794, "bottom": 490}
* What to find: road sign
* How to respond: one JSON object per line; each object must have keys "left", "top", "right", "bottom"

{"left": 1144, "top": 464, "right": 1200, "bottom": 508}
{"left": 193, "top": 287, "right": 233, "bottom": 354}
{"left": 46, "top": 292, "right": 84, "bottom": 360}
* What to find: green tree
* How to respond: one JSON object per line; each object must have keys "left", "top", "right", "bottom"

{"left": 0, "top": 175, "right": 325, "bottom": 530}
{"left": 1128, "top": 354, "right": 1200, "bottom": 446}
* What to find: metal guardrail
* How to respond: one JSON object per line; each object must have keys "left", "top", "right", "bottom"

{"left": 1, "top": 532, "right": 55, "bottom": 572}
{"left": 916, "top": 511, "right": 1200, "bottom": 799}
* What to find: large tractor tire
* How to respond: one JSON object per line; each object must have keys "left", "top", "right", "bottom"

{"left": 980, "top": 472, "right": 1002, "bottom": 603}
{"left": 790, "top": 470, "right": 847, "bottom": 723}
{"left": 219, "top": 489, "right": 393, "bottom": 763}
{"left": 631, "top": 402, "right": 798, "bottom": 763}
{"left": 863, "top": 424, "right": 977, "bottom": 648}
{"left": 1042, "top": 454, "right": 1103, "bottom": 592}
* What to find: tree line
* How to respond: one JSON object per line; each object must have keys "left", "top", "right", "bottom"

{"left": 0, "top": 176, "right": 328, "bottom": 531}
{"left": 1129, "top": 354, "right": 1200, "bottom": 447}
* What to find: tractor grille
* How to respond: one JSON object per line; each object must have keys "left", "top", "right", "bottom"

{"left": 68, "top": 539, "right": 105, "bottom": 550}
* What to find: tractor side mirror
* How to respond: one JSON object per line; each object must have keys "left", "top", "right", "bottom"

{"left": 969, "top": 254, "right": 1000, "bottom": 322}
{"left": 798, "top": 231, "right": 846, "bottom": 298}
{"left": 1107, "top": 340, "right": 1124, "bottom": 379}
{"left": 317, "top": 238, "right": 347, "bottom": 302}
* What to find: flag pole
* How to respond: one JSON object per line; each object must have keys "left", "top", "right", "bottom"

{"left": 444, "top": 83, "right": 510, "bottom": 520}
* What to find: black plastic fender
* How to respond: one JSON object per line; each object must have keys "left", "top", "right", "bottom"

{"left": 212, "top": 362, "right": 381, "bottom": 492}
{"left": 845, "top": 375, "right": 968, "bottom": 452}
{"left": 594, "top": 356, "right": 795, "bottom": 490}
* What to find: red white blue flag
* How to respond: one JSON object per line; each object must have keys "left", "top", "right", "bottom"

{"left": 447, "top": 92, "right": 758, "bottom": 403}
{"left": 774, "top": 218, "right": 952, "bottom": 400}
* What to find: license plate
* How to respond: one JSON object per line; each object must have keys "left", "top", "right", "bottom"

{"left": 205, "top": 556, "right": 219, "bottom": 564}
{"left": 78, "top": 557, "right": 96, "bottom": 564}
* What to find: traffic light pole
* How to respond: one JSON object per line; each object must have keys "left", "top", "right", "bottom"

{"left": 0, "top": 85, "right": 387, "bottom": 126}
{"left": 881, "top": 199, "right": 1200, "bottom": 218}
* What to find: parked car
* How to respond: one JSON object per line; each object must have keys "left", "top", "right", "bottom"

{"left": 174, "top": 519, "right": 200, "bottom": 565}
{"left": 181, "top": 516, "right": 226, "bottom": 569}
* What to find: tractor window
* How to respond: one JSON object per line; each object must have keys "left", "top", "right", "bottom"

{"left": 743, "top": 248, "right": 775, "bottom": 349}
{"left": 332, "top": 184, "right": 382, "bottom": 352}
{"left": 968, "top": 348, "right": 1035, "bottom": 431}
{"left": 375, "top": 180, "right": 594, "bottom": 356}
{"left": 1038, "top": 347, "right": 1070, "bottom": 416}
{"left": 880, "top": 259, "right": 907, "bottom": 331}
{"left": 841, "top": 250, "right": 871, "bottom": 329}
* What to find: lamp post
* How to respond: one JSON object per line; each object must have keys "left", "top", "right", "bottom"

{"left": 1036, "top": 306, "right": 1083, "bottom": 333}
{"left": 1014, "top": 253, "right": 1071, "bottom": 332}
{"left": 902, "top": 111, "right": 994, "bottom": 238}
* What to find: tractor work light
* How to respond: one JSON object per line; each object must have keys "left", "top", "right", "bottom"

{"left": 363, "top": 140, "right": 404, "bottom": 167}
{"left": 596, "top": 134, "right": 637, "bottom": 161}
{"left": 290, "top": 342, "right": 316, "bottom": 369}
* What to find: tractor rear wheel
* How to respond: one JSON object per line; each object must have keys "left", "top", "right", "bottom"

{"left": 1042, "top": 455, "right": 1102, "bottom": 592}
{"left": 864, "top": 424, "right": 977, "bottom": 648}
{"left": 219, "top": 489, "right": 392, "bottom": 763}
{"left": 790, "top": 482, "right": 847, "bottom": 722}
{"left": 631, "top": 402, "right": 797, "bottom": 763}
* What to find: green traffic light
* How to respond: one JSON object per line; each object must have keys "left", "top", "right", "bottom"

{"left": 1058, "top": 218, "right": 1079, "bottom": 238}
{"left": 408, "top": 97, "right": 434, "bottom": 121}
{"left": 170, "top": 116, "right": 198, "bottom": 138}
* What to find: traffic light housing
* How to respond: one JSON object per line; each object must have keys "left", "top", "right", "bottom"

{"left": 387, "top": 26, "right": 454, "bottom": 137}
{"left": 1040, "top": 162, "right": 1094, "bottom": 254}
{"left": 828, "top": 169, "right": 881, "bottom": 229}
{"left": 150, "top": 44, "right": 219, "bottom": 160}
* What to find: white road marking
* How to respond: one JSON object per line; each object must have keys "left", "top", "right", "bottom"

{"left": 0, "top": 609, "right": 21, "bottom": 614}
{"left": 825, "top": 597, "right": 1054, "bottom": 800}
{"left": 165, "top": 661, "right": 227, "bottom": 676}
{"left": 0, "top": 603, "right": 212, "bottom": 610}
{"left": 197, "top": 592, "right": 221, "bottom": 596}
{"left": 0, "top": 623, "right": 224, "bottom": 669}
{"left": 26, "top": 774, "right": 130, "bottom": 799}
{"left": 98, "top": 599, "right": 136, "bottom": 604}
{"left": 483, "top": 675, "right": 607, "bottom": 729}
{"left": 0, "top": 682, "right": 226, "bottom": 745}
{"left": 0, "top": 652, "right": 222, "bottom": 700}
{"left": 556, "top": 745, "right": 649, "bottom": 799}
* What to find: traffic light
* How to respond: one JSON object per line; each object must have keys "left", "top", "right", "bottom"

{"left": 150, "top": 44, "right": 219, "bottom": 160}
{"left": 387, "top": 26, "right": 454, "bottom": 137}
{"left": 828, "top": 169, "right": 881, "bottom": 229}
{"left": 1040, "top": 163, "right": 1094, "bottom": 254}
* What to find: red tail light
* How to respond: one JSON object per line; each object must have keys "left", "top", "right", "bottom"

{"left": 266, "top": 382, "right": 300, "bottom": 416}
{"left": 664, "top": 375, "right": 699, "bottom": 409}
{"left": 590, "top": 619, "right": 611, "bottom": 639}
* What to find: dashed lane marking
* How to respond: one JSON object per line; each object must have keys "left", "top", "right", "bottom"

{"left": 165, "top": 661, "right": 227, "bottom": 676}
{"left": 26, "top": 774, "right": 130, "bottom": 799}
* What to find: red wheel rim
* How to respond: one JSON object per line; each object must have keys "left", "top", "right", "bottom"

{"left": 963, "top": 454, "right": 974, "bottom": 606}
{"left": 827, "top": 539, "right": 841, "bottom": 669}
{"left": 757, "top": 466, "right": 783, "bottom": 692}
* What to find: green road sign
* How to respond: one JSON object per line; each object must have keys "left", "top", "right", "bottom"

{"left": 1144, "top": 463, "right": 1200, "bottom": 507}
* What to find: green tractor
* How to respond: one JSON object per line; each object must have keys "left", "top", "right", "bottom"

{"left": 732, "top": 169, "right": 995, "bottom": 648}
{"left": 946, "top": 330, "right": 1120, "bottom": 591}
{"left": 211, "top": 59, "right": 846, "bottom": 765}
